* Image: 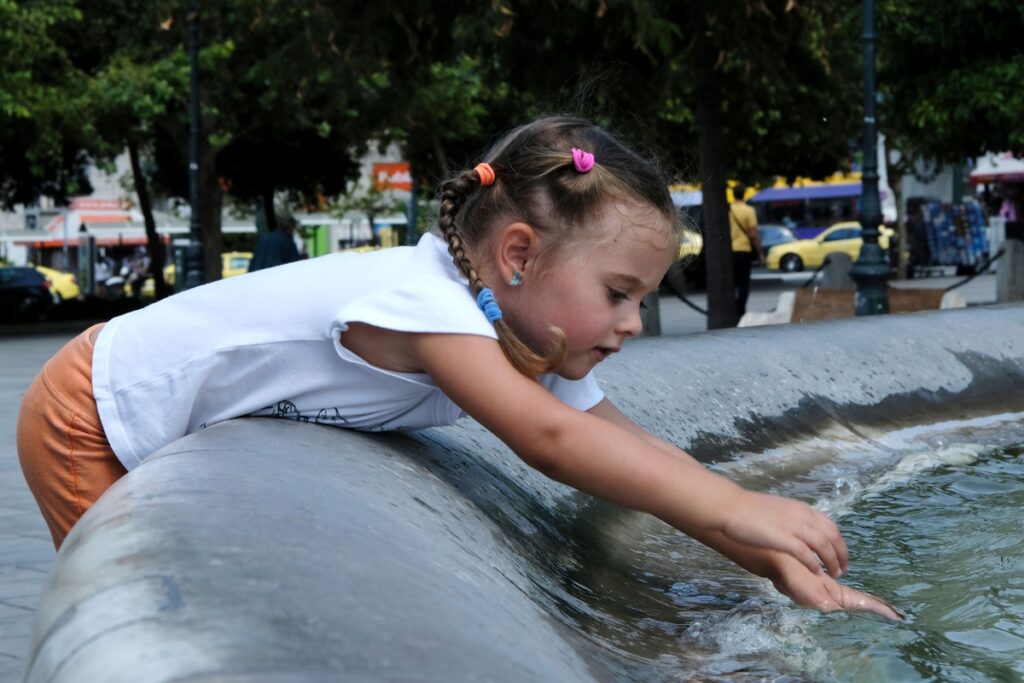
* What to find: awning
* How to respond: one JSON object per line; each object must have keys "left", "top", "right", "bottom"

{"left": 44, "top": 210, "right": 141, "bottom": 233}
{"left": 750, "top": 183, "right": 861, "bottom": 203}
{"left": 42, "top": 197, "right": 142, "bottom": 233}
{"left": 970, "top": 152, "right": 1024, "bottom": 184}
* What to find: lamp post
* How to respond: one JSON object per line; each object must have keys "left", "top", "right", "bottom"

{"left": 182, "top": 0, "right": 205, "bottom": 290}
{"left": 850, "top": 0, "right": 889, "bottom": 315}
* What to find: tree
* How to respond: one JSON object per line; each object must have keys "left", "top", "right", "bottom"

{"left": 658, "top": 0, "right": 861, "bottom": 327}
{"left": 377, "top": 1, "right": 863, "bottom": 328}
{"left": 147, "top": 1, "right": 393, "bottom": 281}
{"left": 876, "top": 0, "right": 1023, "bottom": 279}
{"left": 52, "top": 0, "right": 400, "bottom": 283}
{"left": 0, "top": 0, "right": 93, "bottom": 209}
{"left": 89, "top": 52, "right": 187, "bottom": 298}
{"left": 878, "top": 0, "right": 1024, "bottom": 162}
{"left": 9, "top": 0, "right": 865, "bottom": 313}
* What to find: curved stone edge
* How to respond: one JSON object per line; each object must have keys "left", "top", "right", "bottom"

{"left": 601, "top": 304, "right": 1024, "bottom": 461}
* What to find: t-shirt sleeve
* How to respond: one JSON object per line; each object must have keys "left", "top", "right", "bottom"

{"left": 538, "top": 371, "right": 604, "bottom": 411}
{"left": 335, "top": 274, "right": 498, "bottom": 339}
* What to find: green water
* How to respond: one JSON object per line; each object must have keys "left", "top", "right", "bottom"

{"left": 799, "top": 444, "right": 1024, "bottom": 682}
{"left": 543, "top": 429, "right": 1024, "bottom": 682}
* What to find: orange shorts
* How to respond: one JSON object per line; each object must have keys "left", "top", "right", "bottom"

{"left": 17, "top": 323, "right": 127, "bottom": 550}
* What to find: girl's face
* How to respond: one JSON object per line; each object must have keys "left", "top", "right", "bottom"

{"left": 510, "top": 201, "right": 677, "bottom": 380}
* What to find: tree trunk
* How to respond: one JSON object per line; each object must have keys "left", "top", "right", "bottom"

{"left": 200, "top": 145, "right": 223, "bottom": 282}
{"left": 694, "top": 12, "right": 735, "bottom": 329}
{"left": 262, "top": 187, "right": 277, "bottom": 232}
{"left": 128, "top": 139, "right": 170, "bottom": 299}
{"left": 431, "top": 133, "right": 449, "bottom": 179}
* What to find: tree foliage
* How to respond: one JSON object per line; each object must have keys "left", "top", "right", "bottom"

{"left": 0, "top": 0, "right": 92, "bottom": 208}
{"left": 655, "top": 0, "right": 861, "bottom": 184}
{"left": 651, "top": 0, "right": 862, "bottom": 327}
{"left": 879, "top": 0, "right": 1024, "bottom": 162}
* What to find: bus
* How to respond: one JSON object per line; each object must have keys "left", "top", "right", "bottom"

{"left": 747, "top": 173, "right": 894, "bottom": 239}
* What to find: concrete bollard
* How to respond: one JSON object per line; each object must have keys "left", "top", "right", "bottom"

{"left": 997, "top": 238, "right": 1024, "bottom": 303}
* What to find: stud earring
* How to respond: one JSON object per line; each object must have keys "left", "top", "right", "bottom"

{"left": 509, "top": 271, "right": 523, "bottom": 287}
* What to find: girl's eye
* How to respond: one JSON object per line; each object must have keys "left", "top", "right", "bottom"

{"left": 608, "top": 288, "right": 628, "bottom": 302}
{"left": 640, "top": 300, "right": 648, "bottom": 310}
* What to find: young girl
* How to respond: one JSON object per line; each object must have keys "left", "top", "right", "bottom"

{"left": 18, "top": 116, "right": 898, "bottom": 619}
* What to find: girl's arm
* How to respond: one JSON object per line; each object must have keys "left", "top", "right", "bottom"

{"left": 588, "top": 399, "right": 901, "bottom": 620}
{"left": 412, "top": 333, "right": 846, "bottom": 580}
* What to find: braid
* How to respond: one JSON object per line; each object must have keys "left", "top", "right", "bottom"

{"left": 439, "top": 169, "right": 486, "bottom": 292}
{"left": 437, "top": 166, "right": 566, "bottom": 378}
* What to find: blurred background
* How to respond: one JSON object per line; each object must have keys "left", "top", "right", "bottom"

{"left": 0, "top": 0, "right": 1020, "bottom": 326}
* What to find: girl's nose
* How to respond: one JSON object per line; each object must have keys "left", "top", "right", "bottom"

{"left": 617, "top": 305, "right": 644, "bottom": 337}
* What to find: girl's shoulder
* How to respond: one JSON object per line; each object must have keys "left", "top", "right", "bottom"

{"left": 334, "top": 235, "right": 497, "bottom": 340}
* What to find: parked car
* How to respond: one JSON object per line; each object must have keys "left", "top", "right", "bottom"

{"left": 0, "top": 266, "right": 57, "bottom": 322}
{"left": 132, "top": 251, "right": 254, "bottom": 298}
{"left": 678, "top": 227, "right": 704, "bottom": 261}
{"left": 34, "top": 265, "right": 81, "bottom": 300}
{"left": 764, "top": 221, "right": 893, "bottom": 273}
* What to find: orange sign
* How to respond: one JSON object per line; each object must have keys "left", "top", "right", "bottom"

{"left": 372, "top": 162, "right": 412, "bottom": 191}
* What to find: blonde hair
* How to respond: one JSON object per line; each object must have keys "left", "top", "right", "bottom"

{"left": 437, "top": 116, "right": 679, "bottom": 377}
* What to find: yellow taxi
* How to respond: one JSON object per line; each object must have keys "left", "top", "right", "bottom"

{"left": 764, "top": 221, "right": 893, "bottom": 273}
{"left": 133, "top": 251, "right": 253, "bottom": 297}
{"left": 678, "top": 227, "right": 703, "bottom": 261}
{"left": 34, "top": 265, "right": 81, "bottom": 300}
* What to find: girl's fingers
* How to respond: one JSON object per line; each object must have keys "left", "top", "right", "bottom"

{"left": 804, "top": 510, "right": 848, "bottom": 577}
{"left": 836, "top": 585, "right": 904, "bottom": 621}
{"left": 816, "top": 511, "right": 849, "bottom": 572}
{"left": 804, "top": 526, "right": 842, "bottom": 578}
{"left": 788, "top": 538, "right": 827, "bottom": 576}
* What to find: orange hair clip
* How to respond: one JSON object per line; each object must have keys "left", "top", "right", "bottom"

{"left": 474, "top": 162, "right": 496, "bottom": 187}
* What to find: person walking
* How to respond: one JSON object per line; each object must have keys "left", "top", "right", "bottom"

{"left": 249, "top": 214, "right": 301, "bottom": 272}
{"left": 729, "top": 183, "right": 765, "bottom": 321}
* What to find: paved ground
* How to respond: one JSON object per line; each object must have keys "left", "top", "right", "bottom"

{"left": 0, "top": 272, "right": 999, "bottom": 682}
{"left": 0, "top": 333, "right": 74, "bottom": 683}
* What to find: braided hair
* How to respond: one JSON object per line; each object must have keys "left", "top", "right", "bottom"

{"left": 436, "top": 116, "right": 678, "bottom": 377}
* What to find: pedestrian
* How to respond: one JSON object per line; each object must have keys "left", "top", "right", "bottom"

{"left": 17, "top": 116, "right": 897, "bottom": 619}
{"left": 249, "top": 213, "right": 300, "bottom": 272}
{"left": 729, "top": 182, "right": 765, "bottom": 321}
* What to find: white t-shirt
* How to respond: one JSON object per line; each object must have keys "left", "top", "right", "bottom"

{"left": 92, "top": 233, "right": 604, "bottom": 470}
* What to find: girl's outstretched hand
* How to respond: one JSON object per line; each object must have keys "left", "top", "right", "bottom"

{"left": 720, "top": 491, "right": 849, "bottom": 579}
{"left": 768, "top": 553, "right": 902, "bottom": 621}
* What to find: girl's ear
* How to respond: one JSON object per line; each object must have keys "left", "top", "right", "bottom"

{"left": 494, "top": 222, "right": 539, "bottom": 284}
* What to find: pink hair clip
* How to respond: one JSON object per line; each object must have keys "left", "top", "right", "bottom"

{"left": 572, "top": 147, "right": 595, "bottom": 174}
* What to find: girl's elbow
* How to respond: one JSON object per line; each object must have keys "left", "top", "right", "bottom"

{"left": 512, "top": 423, "right": 574, "bottom": 479}
{"left": 517, "top": 446, "right": 565, "bottom": 480}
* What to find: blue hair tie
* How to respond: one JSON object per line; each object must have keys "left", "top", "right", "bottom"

{"left": 476, "top": 287, "right": 503, "bottom": 323}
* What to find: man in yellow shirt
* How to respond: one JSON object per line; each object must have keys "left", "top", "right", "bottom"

{"left": 729, "top": 183, "right": 765, "bottom": 320}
